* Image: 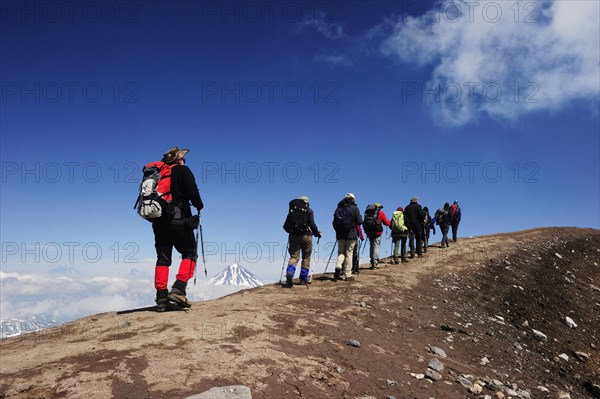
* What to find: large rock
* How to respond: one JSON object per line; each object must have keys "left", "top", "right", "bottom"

{"left": 428, "top": 358, "right": 445, "bottom": 372}
{"left": 429, "top": 346, "right": 448, "bottom": 358}
{"left": 184, "top": 385, "right": 253, "bottom": 399}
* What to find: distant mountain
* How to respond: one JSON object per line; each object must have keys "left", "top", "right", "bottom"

{"left": 208, "top": 263, "right": 266, "bottom": 287}
{"left": 49, "top": 265, "right": 81, "bottom": 275}
{"left": 126, "top": 268, "right": 152, "bottom": 279}
{"left": 0, "top": 315, "right": 63, "bottom": 339}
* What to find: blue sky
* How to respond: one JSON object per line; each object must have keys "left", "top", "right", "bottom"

{"left": 1, "top": 0, "right": 599, "bottom": 284}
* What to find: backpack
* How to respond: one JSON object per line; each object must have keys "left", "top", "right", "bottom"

{"left": 435, "top": 209, "right": 445, "bottom": 226}
{"left": 450, "top": 203, "right": 459, "bottom": 217}
{"left": 134, "top": 161, "right": 174, "bottom": 222}
{"left": 332, "top": 204, "right": 354, "bottom": 233}
{"left": 283, "top": 199, "right": 309, "bottom": 234}
{"left": 391, "top": 211, "right": 407, "bottom": 234}
{"left": 363, "top": 205, "right": 383, "bottom": 236}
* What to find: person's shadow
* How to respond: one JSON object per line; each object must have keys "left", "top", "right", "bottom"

{"left": 116, "top": 304, "right": 188, "bottom": 314}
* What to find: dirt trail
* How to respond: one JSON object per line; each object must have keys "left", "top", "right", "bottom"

{"left": 1, "top": 227, "right": 599, "bottom": 399}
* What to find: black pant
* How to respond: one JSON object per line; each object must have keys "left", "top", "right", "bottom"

{"left": 451, "top": 221, "right": 460, "bottom": 241}
{"left": 153, "top": 219, "right": 196, "bottom": 266}
{"left": 408, "top": 229, "right": 423, "bottom": 256}
{"left": 352, "top": 239, "right": 361, "bottom": 273}
{"left": 441, "top": 225, "right": 450, "bottom": 247}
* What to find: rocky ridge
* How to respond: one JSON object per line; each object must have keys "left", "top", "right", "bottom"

{"left": 0, "top": 227, "right": 598, "bottom": 399}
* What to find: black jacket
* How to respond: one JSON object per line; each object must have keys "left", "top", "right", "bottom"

{"left": 170, "top": 165, "right": 204, "bottom": 218}
{"left": 334, "top": 198, "right": 363, "bottom": 240}
{"left": 441, "top": 206, "right": 454, "bottom": 227}
{"left": 404, "top": 202, "right": 423, "bottom": 233}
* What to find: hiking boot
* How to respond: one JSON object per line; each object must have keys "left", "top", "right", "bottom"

{"left": 285, "top": 272, "right": 294, "bottom": 288}
{"left": 299, "top": 268, "right": 309, "bottom": 285}
{"left": 168, "top": 287, "right": 191, "bottom": 308}
{"left": 334, "top": 268, "right": 341, "bottom": 281}
{"left": 401, "top": 258, "right": 408, "bottom": 263}
{"left": 346, "top": 276, "right": 355, "bottom": 281}
{"left": 156, "top": 298, "right": 172, "bottom": 312}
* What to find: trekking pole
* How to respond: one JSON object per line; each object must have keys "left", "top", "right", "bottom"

{"left": 308, "top": 237, "right": 319, "bottom": 284}
{"left": 193, "top": 212, "right": 206, "bottom": 285}
{"left": 323, "top": 241, "right": 337, "bottom": 275}
{"left": 279, "top": 241, "right": 289, "bottom": 284}
{"left": 385, "top": 228, "right": 390, "bottom": 264}
{"left": 355, "top": 238, "right": 361, "bottom": 275}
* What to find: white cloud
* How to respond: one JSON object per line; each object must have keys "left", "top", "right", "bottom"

{"left": 379, "top": 0, "right": 600, "bottom": 126}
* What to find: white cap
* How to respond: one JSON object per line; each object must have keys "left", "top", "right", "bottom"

{"left": 345, "top": 193, "right": 355, "bottom": 200}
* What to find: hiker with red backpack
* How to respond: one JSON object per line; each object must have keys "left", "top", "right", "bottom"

{"left": 363, "top": 203, "right": 391, "bottom": 269}
{"left": 450, "top": 200, "right": 462, "bottom": 242}
{"left": 136, "top": 147, "right": 204, "bottom": 311}
{"left": 332, "top": 193, "right": 363, "bottom": 281}
{"left": 282, "top": 196, "right": 322, "bottom": 288}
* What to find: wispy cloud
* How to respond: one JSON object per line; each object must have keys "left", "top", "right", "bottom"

{"left": 315, "top": 54, "right": 353, "bottom": 67}
{"left": 376, "top": 0, "right": 600, "bottom": 126}
{"left": 291, "top": 11, "right": 345, "bottom": 39}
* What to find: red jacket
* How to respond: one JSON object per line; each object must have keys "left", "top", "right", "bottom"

{"left": 374, "top": 211, "right": 391, "bottom": 237}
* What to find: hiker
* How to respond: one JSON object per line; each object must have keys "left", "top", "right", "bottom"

{"left": 283, "top": 196, "right": 322, "bottom": 287}
{"left": 422, "top": 206, "right": 436, "bottom": 252}
{"left": 435, "top": 203, "right": 453, "bottom": 248}
{"left": 404, "top": 196, "right": 424, "bottom": 258}
{"left": 363, "top": 203, "right": 391, "bottom": 269}
{"left": 450, "top": 200, "right": 462, "bottom": 242}
{"left": 390, "top": 207, "right": 409, "bottom": 263}
{"left": 351, "top": 224, "right": 365, "bottom": 274}
{"left": 149, "top": 147, "right": 204, "bottom": 311}
{"left": 332, "top": 193, "right": 363, "bottom": 281}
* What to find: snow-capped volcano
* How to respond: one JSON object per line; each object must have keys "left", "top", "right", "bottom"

{"left": 208, "top": 263, "right": 265, "bottom": 287}
{"left": 49, "top": 265, "right": 81, "bottom": 275}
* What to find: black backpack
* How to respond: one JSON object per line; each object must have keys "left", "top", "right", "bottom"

{"left": 435, "top": 209, "right": 446, "bottom": 226}
{"left": 332, "top": 204, "right": 354, "bottom": 234}
{"left": 283, "top": 199, "right": 309, "bottom": 234}
{"left": 363, "top": 205, "right": 383, "bottom": 236}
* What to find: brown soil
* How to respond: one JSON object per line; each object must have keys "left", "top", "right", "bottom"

{"left": 1, "top": 227, "right": 599, "bottom": 399}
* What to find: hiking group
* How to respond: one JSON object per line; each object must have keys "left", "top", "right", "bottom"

{"left": 135, "top": 146, "right": 463, "bottom": 307}
{"left": 282, "top": 194, "right": 462, "bottom": 287}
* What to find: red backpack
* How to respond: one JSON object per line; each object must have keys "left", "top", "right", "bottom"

{"left": 134, "top": 162, "right": 175, "bottom": 222}
{"left": 450, "top": 203, "right": 458, "bottom": 216}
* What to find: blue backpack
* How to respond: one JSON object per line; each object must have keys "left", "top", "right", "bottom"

{"left": 333, "top": 205, "right": 354, "bottom": 233}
